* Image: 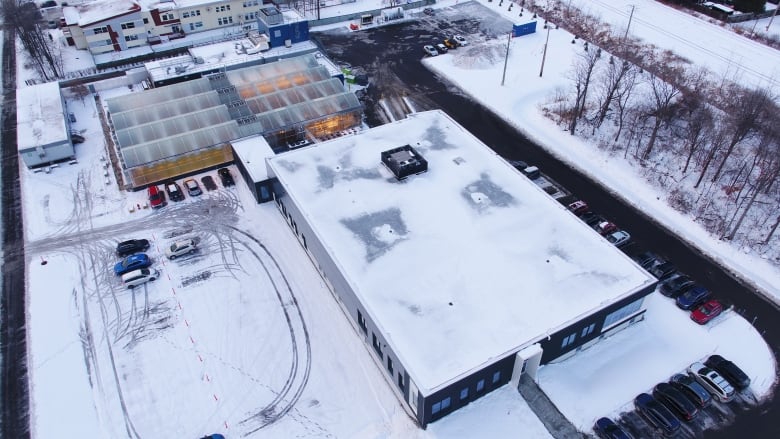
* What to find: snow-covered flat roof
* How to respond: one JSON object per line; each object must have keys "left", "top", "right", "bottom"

{"left": 268, "top": 110, "right": 656, "bottom": 393}
{"left": 64, "top": 0, "right": 141, "bottom": 27}
{"left": 16, "top": 82, "right": 68, "bottom": 152}
{"left": 231, "top": 134, "right": 276, "bottom": 182}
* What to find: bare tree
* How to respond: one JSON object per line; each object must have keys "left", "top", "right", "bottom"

{"left": 1, "top": 0, "right": 63, "bottom": 80}
{"left": 677, "top": 90, "right": 714, "bottom": 174}
{"left": 613, "top": 68, "right": 640, "bottom": 142}
{"left": 594, "top": 57, "right": 636, "bottom": 130}
{"left": 710, "top": 87, "right": 773, "bottom": 182}
{"left": 567, "top": 47, "right": 600, "bottom": 135}
{"left": 694, "top": 125, "right": 728, "bottom": 189}
{"left": 640, "top": 72, "right": 682, "bottom": 160}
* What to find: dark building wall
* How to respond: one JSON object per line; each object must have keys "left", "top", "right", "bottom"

{"left": 269, "top": 179, "right": 412, "bottom": 409}
{"left": 539, "top": 284, "right": 655, "bottom": 364}
{"left": 420, "top": 353, "right": 516, "bottom": 427}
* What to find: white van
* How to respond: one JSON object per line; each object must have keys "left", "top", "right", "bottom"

{"left": 122, "top": 268, "right": 160, "bottom": 289}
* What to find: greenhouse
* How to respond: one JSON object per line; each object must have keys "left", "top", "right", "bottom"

{"left": 106, "top": 54, "right": 362, "bottom": 189}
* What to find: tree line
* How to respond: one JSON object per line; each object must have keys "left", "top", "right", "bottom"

{"left": 1, "top": 0, "right": 63, "bottom": 80}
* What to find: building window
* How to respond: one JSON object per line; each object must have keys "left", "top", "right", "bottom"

{"left": 492, "top": 371, "right": 501, "bottom": 384}
{"left": 603, "top": 298, "right": 643, "bottom": 329}
{"left": 397, "top": 372, "right": 404, "bottom": 390}
{"left": 460, "top": 388, "right": 468, "bottom": 400}
{"left": 120, "top": 22, "right": 135, "bottom": 29}
{"left": 274, "top": 29, "right": 281, "bottom": 37}
{"left": 93, "top": 26, "right": 108, "bottom": 34}
{"left": 243, "top": 0, "right": 259, "bottom": 6}
{"left": 182, "top": 10, "right": 201, "bottom": 18}
{"left": 441, "top": 397, "right": 451, "bottom": 410}
{"left": 244, "top": 12, "right": 257, "bottom": 20}
{"left": 387, "top": 357, "right": 393, "bottom": 374}
{"left": 218, "top": 16, "right": 234, "bottom": 25}
{"left": 357, "top": 310, "right": 367, "bottom": 334}
{"left": 161, "top": 13, "right": 175, "bottom": 21}
{"left": 476, "top": 379, "right": 485, "bottom": 392}
{"left": 561, "top": 332, "right": 576, "bottom": 348}
{"left": 124, "top": 35, "right": 139, "bottom": 41}
{"left": 189, "top": 22, "right": 204, "bottom": 31}
{"left": 581, "top": 323, "right": 596, "bottom": 338}
{"left": 143, "top": 18, "right": 149, "bottom": 24}
{"left": 432, "top": 401, "right": 442, "bottom": 415}
{"left": 216, "top": 5, "right": 231, "bottom": 12}
{"left": 372, "top": 333, "right": 382, "bottom": 358}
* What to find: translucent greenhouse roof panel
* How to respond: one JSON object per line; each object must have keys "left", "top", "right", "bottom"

{"left": 106, "top": 78, "right": 213, "bottom": 114}
{"left": 235, "top": 66, "right": 332, "bottom": 101}
{"left": 223, "top": 54, "right": 320, "bottom": 86}
{"left": 240, "top": 78, "right": 345, "bottom": 111}
{"left": 115, "top": 106, "right": 233, "bottom": 148}
{"left": 110, "top": 91, "right": 223, "bottom": 131}
{"left": 121, "top": 121, "right": 240, "bottom": 168}
{"left": 250, "top": 92, "right": 361, "bottom": 133}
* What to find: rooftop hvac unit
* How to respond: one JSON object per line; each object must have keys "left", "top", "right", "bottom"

{"left": 381, "top": 145, "right": 428, "bottom": 181}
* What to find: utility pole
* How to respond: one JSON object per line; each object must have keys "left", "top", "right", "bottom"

{"left": 767, "top": 6, "right": 779, "bottom": 33}
{"left": 623, "top": 4, "right": 636, "bottom": 41}
{"left": 539, "top": 26, "right": 550, "bottom": 77}
{"left": 501, "top": 31, "right": 512, "bottom": 86}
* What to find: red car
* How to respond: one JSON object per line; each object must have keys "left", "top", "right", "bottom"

{"left": 567, "top": 200, "right": 589, "bottom": 215}
{"left": 594, "top": 220, "right": 618, "bottom": 236}
{"left": 691, "top": 300, "right": 723, "bottom": 325}
{"left": 147, "top": 185, "right": 166, "bottom": 209}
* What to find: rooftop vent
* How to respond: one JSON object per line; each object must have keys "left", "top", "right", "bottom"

{"left": 381, "top": 145, "right": 428, "bottom": 181}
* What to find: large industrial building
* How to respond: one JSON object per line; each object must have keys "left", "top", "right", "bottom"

{"left": 16, "top": 81, "right": 76, "bottom": 168}
{"left": 105, "top": 53, "right": 362, "bottom": 188}
{"left": 265, "top": 110, "right": 657, "bottom": 427}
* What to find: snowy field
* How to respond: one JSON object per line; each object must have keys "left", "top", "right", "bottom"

{"left": 14, "top": 1, "right": 780, "bottom": 438}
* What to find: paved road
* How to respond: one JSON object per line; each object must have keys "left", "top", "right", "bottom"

{"left": 1, "top": 27, "right": 31, "bottom": 439}
{"left": 312, "top": 3, "right": 780, "bottom": 437}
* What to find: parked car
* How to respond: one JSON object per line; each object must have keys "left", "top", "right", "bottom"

{"left": 648, "top": 261, "right": 677, "bottom": 280}
{"left": 659, "top": 274, "right": 695, "bottom": 298}
{"left": 116, "top": 239, "right": 150, "bottom": 257}
{"left": 606, "top": 230, "right": 631, "bottom": 247}
{"left": 691, "top": 299, "right": 724, "bottom": 325}
{"left": 579, "top": 212, "right": 603, "bottom": 227}
{"left": 443, "top": 38, "right": 458, "bottom": 49}
{"left": 521, "top": 165, "right": 541, "bottom": 180}
{"left": 632, "top": 251, "right": 660, "bottom": 269}
{"left": 423, "top": 7, "right": 434, "bottom": 15}
{"left": 670, "top": 373, "right": 712, "bottom": 408}
{"left": 165, "top": 239, "right": 197, "bottom": 260}
{"left": 435, "top": 43, "right": 448, "bottom": 54}
{"left": 201, "top": 175, "right": 218, "bottom": 191}
{"left": 183, "top": 178, "right": 202, "bottom": 196}
{"left": 166, "top": 181, "right": 185, "bottom": 202}
{"left": 653, "top": 382, "right": 699, "bottom": 421}
{"left": 676, "top": 285, "right": 711, "bottom": 310}
{"left": 148, "top": 185, "right": 167, "bottom": 209}
{"left": 68, "top": 112, "right": 76, "bottom": 123}
{"left": 453, "top": 35, "right": 468, "bottom": 46}
{"left": 593, "top": 417, "right": 633, "bottom": 439}
{"left": 705, "top": 354, "right": 751, "bottom": 390}
{"left": 567, "top": 200, "right": 589, "bottom": 215}
{"left": 634, "top": 393, "right": 681, "bottom": 435}
{"left": 122, "top": 268, "right": 160, "bottom": 289}
{"left": 70, "top": 132, "right": 85, "bottom": 144}
{"left": 200, "top": 435, "right": 225, "bottom": 439}
{"left": 218, "top": 168, "right": 235, "bottom": 187}
{"left": 114, "top": 253, "right": 152, "bottom": 276}
{"left": 688, "top": 362, "right": 735, "bottom": 402}
{"left": 594, "top": 221, "right": 618, "bottom": 236}
{"left": 423, "top": 44, "right": 438, "bottom": 56}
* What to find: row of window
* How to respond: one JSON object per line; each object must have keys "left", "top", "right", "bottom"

{"left": 182, "top": 10, "right": 201, "bottom": 18}
{"left": 161, "top": 13, "right": 175, "bottom": 21}
{"left": 216, "top": 5, "right": 231, "bottom": 12}
{"left": 430, "top": 371, "right": 502, "bottom": 415}
{"left": 121, "top": 22, "right": 135, "bottom": 30}
{"left": 245, "top": 12, "right": 258, "bottom": 20}
{"left": 218, "top": 16, "right": 234, "bottom": 25}
{"left": 560, "top": 298, "right": 644, "bottom": 350}
{"left": 244, "top": 0, "right": 259, "bottom": 6}
{"left": 189, "top": 22, "right": 204, "bottom": 31}
{"left": 125, "top": 35, "right": 140, "bottom": 42}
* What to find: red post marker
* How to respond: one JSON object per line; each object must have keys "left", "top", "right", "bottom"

{"left": 178, "top": 302, "right": 182, "bottom": 310}
{"left": 224, "top": 421, "right": 229, "bottom": 429}
{"left": 198, "top": 354, "right": 203, "bottom": 362}
{"left": 171, "top": 287, "right": 176, "bottom": 295}
{"left": 190, "top": 335, "right": 195, "bottom": 344}
{"left": 185, "top": 319, "right": 189, "bottom": 327}
{"left": 213, "top": 394, "right": 219, "bottom": 401}
{"left": 205, "top": 374, "right": 210, "bottom": 382}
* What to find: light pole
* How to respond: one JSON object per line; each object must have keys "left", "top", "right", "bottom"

{"left": 539, "top": 26, "right": 550, "bottom": 77}
{"left": 501, "top": 31, "right": 512, "bottom": 86}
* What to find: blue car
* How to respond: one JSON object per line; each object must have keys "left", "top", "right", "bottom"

{"left": 634, "top": 393, "right": 681, "bottom": 435}
{"left": 593, "top": 417, "right": 633, "bottom": 439}
{"left": 114, "top": 253, "right": 151, "bottom": 276}
{"left": 675, "top": 285, "right": 711, "bottom": 310}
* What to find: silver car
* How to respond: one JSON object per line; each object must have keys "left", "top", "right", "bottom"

{"left": 122, "top": 268, "right": 160, "bottom": 289}
{"left": 165, "top": 239, "right": 197, "bottom": 260}
{"left": 688, "top": 362, "right": 735, "bottom": 402}
{"left": 423, "top": 45, "right": 438, "bottom": 57}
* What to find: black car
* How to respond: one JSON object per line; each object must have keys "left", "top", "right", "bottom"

{"left": 634, "top": 393, "right": 681, "bottom": 435}
{"left": 218, "top": 167, "right": 235, "bottom": 187}
{"left": 165, "top": 181, "right": 185, "bottom": 202}
{"left": 116, "top": 239, "right": 150, "bottom": 257}
{"left": 653, "top": 382, "right": 699, "bottom": 421}
{"left": 670, "top": 373, "right": 712, "bottom": 408}
{"left": 579, "top": 212, "right": 604, "bottom": 227}
{"left": 659, "top": 274, "right": 695, "bottom": 298}
{"left": 705, "top": 354, "right": 751, "bottom": 390}
{"left": 632, "top": 251, "right": 660, "bottom": 270}
{"left": 593, "top": 417, "right": 633, "bottom": 439}
{"left": 201, "top": 175, "right": 218, "bottom": 191}
{"left": 648, "top": 261, "right": 677, "bottom": 280}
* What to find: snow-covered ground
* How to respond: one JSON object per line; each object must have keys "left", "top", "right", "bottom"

{"left": 14, "top": 1, "right": 780, "bottom": 438}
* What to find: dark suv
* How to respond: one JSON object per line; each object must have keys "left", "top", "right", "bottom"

{"left": 166, "top": 181, "right": 185, "bottom": 202}
{"left": 705, "top": 354, "right": 751, "bottom": 390}
{"left": 218, "top": 168, "right": 235, "bottom": 187}
{"left": 634, "top": 393, "right": 681, "bottom": 435}
{"left": 116, "top": 239, "right": 150, "bottom": 257}
{"left": 653, "top": 382, "right": 699, "bottom": 421}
